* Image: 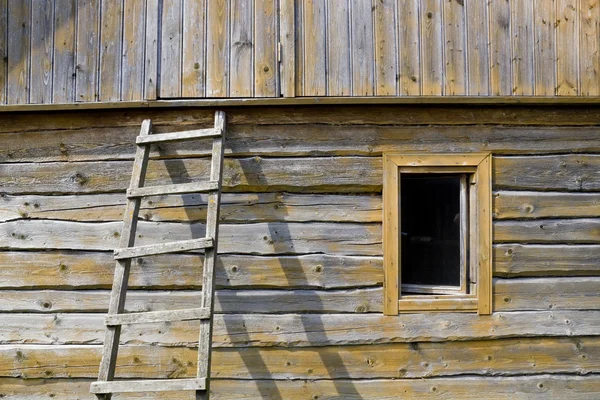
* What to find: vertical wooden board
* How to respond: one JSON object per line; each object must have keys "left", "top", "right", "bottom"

{"left": 75, "top": 0, "right": 99, "bottom": 102}
{"left": 294, "top": 0, "right": 304, "bottom": 95}
{"left": 488, "top": 0, "right": 512, "bottom": 95}
{"left": 160, "top": 0, "right": 182, "bottom": 98}
{"left": 580, "top": 0, "right": 600, "bottom": 95}
{"left": 280, "top": 0, "right": 295, "bottom": 97}
{"left": 326, "top": 0, "right": 351, "bottom": 96}
{"left": 350, "top": 0, "right": 375, "bottom": 96}
{"left": 477, "top": 155, "right": 492, "bottom": 315}
{"left": 398, "top": 0, "right": 421, "bottom": 95}
{"left": 510, "top": 0, "right": 534, "bottom": 95}
{"left": 374, "top": 0, "right": 397, "bottom": 95}
{"left": 206, "top": 0, "right": 229, "bottom": 97}
{"left": 443, "top": 0, "right": 466, "bottom": 95}
{"left": 0, "top": 0, "right": 6, "bottom": 104}
{"left": 53, "top": 0, "right": 76, "bottom": 103}
{"left": 556, "top": 0, "right": 578, "bottom": 95}
{"left": 465, "top": 0, "right": 489, "bottom": 95}
{"left": 121, "top": 0, "right": 146, "bottom": 101}
{"left": 303, "top": 0, "right": 326, "bottom": 96}
{"left": 7, "top": 0, "right": 31, "bottom": 104}
{"left": 30, "top": 0, "right": 54, "bottom": 104}
{"left": 229, "top": 0, "right": 252, "bottom": 97}
{"left": 182, "top": 0, "right": 206, "bottom": 97}
{"left": 254, "top": 0, "right": 277, "bottom": 97}
{"left": 420, "top": 0, "right": 443, "bottom": 95}
{"left": 144, "top": 0, "right": 159, "bottom": 99}
{"left": 99, "top": 0, "right": 123, "bottom": 101}
{"left": 533, "top": 0, "right": 555, "bottom": 95}
{"left": 383, "top": 155, "right": 399, "bottom": 315}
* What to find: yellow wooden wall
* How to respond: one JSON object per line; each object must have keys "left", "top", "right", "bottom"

{"left": 0, "top": 0, "right": 599, "bottom": 104}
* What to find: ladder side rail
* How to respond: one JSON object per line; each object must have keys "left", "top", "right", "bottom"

{"left": 96, "top": 119, "right": 153, "bottom": 400}
{"left": 196, "top": 111, "right": 226, "bottom": 400}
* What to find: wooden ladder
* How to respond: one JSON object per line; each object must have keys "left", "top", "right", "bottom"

{"left": 91, "top": 111, "right": 226, "bottom": 399}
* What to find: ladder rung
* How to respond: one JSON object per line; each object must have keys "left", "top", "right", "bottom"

{"left": 136, "top": 128, "right": 221, "bottom": 145}
{"left": 105, "top": 307, "right": 211, "bottom": 326}
{"left": 127, "top": 181, "right": 219, "bottom": 198}
{"left": 91, "top": 378, "right": 206, "bottom": 394}
{"left": 114, "top": 237, "right": 213, "bottom": 259}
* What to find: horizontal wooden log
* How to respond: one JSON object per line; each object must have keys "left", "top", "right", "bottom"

{"left": 0, "top": 193, "right": 381, "bottom": 223}
{"left": 0, "top": 220, "right": 382, "bottom": 255}
{"left": 494, "top": 218, "right": 600, "bottom": 244}
{"left": 494, "top": 245, "right": 600, "bottom": 277}
{"left": 1, "top": 278, "right": 598, "bottom": 314}
{"left": 494, "top": 155, "right": 600, "bottom": 191}
{"left": 0, "top": 252, "right": 383, "bottom": 289}
{"left": 2, "top": 336, "right": 598, "bottom": 379}
{"left": 2, "top": 311, "right": 598, "bottom": 347}
{"left": 3, "top": 155, "right": 600, "bottom": 195}
{"left": 494, "top": 191, "right": 600, "bottom": 219}
{"left": 4, "top": 124, "right": 600, "bottom": 163}
{"left": 3, "top": 375, "right": 600, "bottom": 400}
{"left": 2, "top": 106, "right": 600, "bottom": 134}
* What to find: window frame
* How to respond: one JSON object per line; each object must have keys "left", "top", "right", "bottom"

{"left": 383, "top": 153, "right": 492, "bottom": 316}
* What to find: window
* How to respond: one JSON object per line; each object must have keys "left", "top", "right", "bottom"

{"left": 383, "top": 153, "right": 492, "bottom": 315}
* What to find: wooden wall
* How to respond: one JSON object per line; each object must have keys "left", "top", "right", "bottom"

{"left": 1, "top": 0, "right": 599, "bottom": 105}
{"left": 1, "top": 105, "right": 600, "bottom": 398}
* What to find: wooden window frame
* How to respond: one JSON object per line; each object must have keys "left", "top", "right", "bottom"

{"left": 383, "top": 153, "right": 492, "bottom": 316}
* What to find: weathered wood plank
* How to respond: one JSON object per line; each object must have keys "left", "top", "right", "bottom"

{"left": 1, "top": 278, "right": 599, "bottom": 313}
{"left": 556, "top": 0, "right": 579, "bottom": 95}
{"left": 160, "top": 0, "right": 182, "bottom": 98}
{"left": 511, "top": 0, "right": 534, "bottom": 95}
{"left": 489, "top": 0, "right": 512, "bottom": 95}
{"left": 30, "top": 0, "right": 54, "bottom": 104}
{"left": 465, "top": 0, "right": 489, "bottom": 95}
{"left": 2, "top": 337, "right": 599, "bottom": 379}
{"left": 254, "top": 0, "right": 277, "bottom": 97}
{"left": 98, "top": 0, "right": 122, "bottom": 101}
{"left": 533, "top": 0, "right": 555, "bottom": 95}
{"left": 3, "top": 376, "right": 600, "bottom": 400}
{"left": 494, "top": 191, "right": 600, "bottom": 219}
{"left": 279, "top": 0, "right": 295, "bottom": 97}
{"left": 53, "top": 0, "right": 76, "bottom": 103}
{"left": 443, "top": 0, "right": 466, "bottom": 95}
{"left": 4, "top": 124, "right": 600, "bottom": 162}
{"left": 580, "top": 0, "right": 600, "bottom": 95}
{"left": 181, "top": 0, "right": 206, "bottom": 98}
{"left": 398, "top": 0, "right": 421, "bottom": 95}
{"left": 7, "top": 0, "right": 31, "bottom": 104}
{"left": 326, "top": 0, "right": 351, "bottom": 96}
{"left": 75, "top": 0, "right": 99, "bottom": 101}
{"left": 0, "top": 0, "right": 6, "bottom": 104}
{"left": 374, "top": 0, "right": 397, "bottom": 96}
{"left": 350, "top": 0, "right": 374, "bottom": 96}
{"left": 420, "top": 0, "right": 443, "bottom": 95}
{"left": 229, "top": 0, "right": 252, "bottom": 97}
{"left": 495, "top": 218, "right": 600, "bottom": 244}
{"left": 303, "top": 0, "right": 326, "bottom": 95}
{"left": 90, "top": 378, "right": 205, "bottom": 394}
{"left": 206, "top": 0, "right": 229, "bottom": 97}
{"left": 144, "top": 0, "right": 159, "bottom": 99}
{"left": 121, "top": 0, "right": 146, "bottom": 101}
{"left": 2, "top": 310, "right": 598, "bottom": 347}
{"left": 0, "top": 220, "right": 382, "bottom": 255}
{"left": 494, "top": 244, "right": 600, "bottom": 277}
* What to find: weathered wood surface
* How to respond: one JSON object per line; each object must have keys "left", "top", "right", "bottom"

{"left": 3, "top": 154, "right": 600, "bottom": 194}
{"left": 5, "top": 124, "right": 600, "bottom": 162}
{"left": 494, "top": 191, "right": 600, "bottom": 219}
{"left": 2, "top": 336, "right": 599, "bottom": 379}
{"left": 2, "top": 311, "right": 597, "bottom": 347}
{"left": 494, "top": 219, "right": 600, "bottom": 244}
{"left": 2, "top": 278, "right": 599, "bottom": 313}
{"left": 3, "top": 375, "right": 600, "bottom": 400}
{"left": 30, "top": 0, "right": 54, "bottom": 104}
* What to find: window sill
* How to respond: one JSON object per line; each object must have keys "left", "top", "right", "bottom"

{"left": 398, "top": 295, "right": 478, "bottom": 313}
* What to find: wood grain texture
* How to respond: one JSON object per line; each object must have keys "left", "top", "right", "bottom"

{"left": 511, "top": 0, "right": 534, "bottom": 95}
{"left": 206, "top": 0, "right": 229, "bottom": 97}
{"left": 443, "top": 0, "right": 466, "bottom": 95}
{"left": 580, "top": 0, "right": 600, "bottom": 95}
{"left": 326, "top": 0, "right": 351, "bottom": 96}
{"left": 229, "top": 0, "right": 253, "bottom": 97}
{"left": 350, "top": 0, "right": 374, "bottom": 96}
{"left": 254, "top": 0, "right": 277, "bottom": 97}
{"left": 494, "top": 191, "right": 600, "bottom": 219}
{"left": 144, "top": 0, "right": 159, "bottom": 99}
{"left": 303, "top": 0, "right": 326, "bottom": 95}
{"left": 75, "top": 0, "right": 99, "bottom": 101}
{"left": 30, "top": 0, "right": 54, "bottom": 104}
{"left": 182, "top": 0, "right": 206, "bottom": 98}
{"left": 534, "top": 0, "right": 556, "bottom": 95}
{"left": 556, "top": 0, "right": 579, "bottom": 95}
{"left": 99, "top": 0, "right": 122, "bottom": 101}
{"left": 279, "top": 0, "right": 295, "bottom": 97}
{"left": 53, "top": 0, "right": 76, "bottom": 103}
{"left": 2, "top": 310, "right": 597, "bottom": 347}
{"left": 398, "top": 0, "right": 421, "bottom": 94}
{"left": 489, "top": 0, "right": 512, "bottom": 95}
{"left": 465, "top": 0, "right": 489, "bottom": 95}
{"left": 0, "top": 0, "right": 6, "bottom": 104}
{"left": 374, "top": 0, "right": 397, "bottom": 95}
{"left": 495, "top": 218, "right": 600, "bottom": 244}
{"left": 160, "top": 0, "right": 182, "bottom": 98}
{"left": 420, "top": 0, "right": 443, "bottom": 95}
{"left": 121, "top": 0, "right": 146, "bottom": 101}
{"left": 7, "top": 0, "right": 31, "bottom": 104}
{"left": 2, "top": 336, "right": 599, "bottom": 379}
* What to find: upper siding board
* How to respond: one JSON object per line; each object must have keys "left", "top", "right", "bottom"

{"left": 0, "top": 0, "right": 599, "bottom": 104}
